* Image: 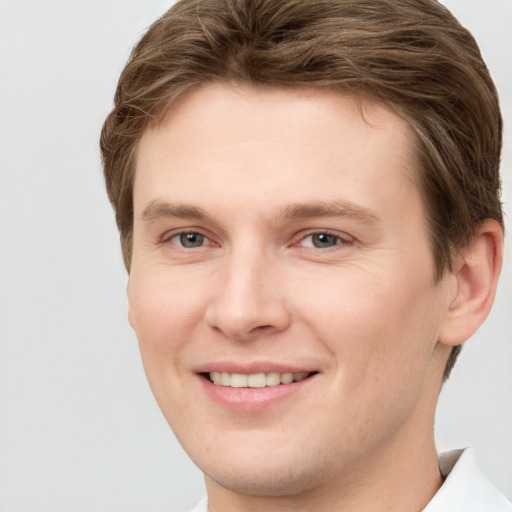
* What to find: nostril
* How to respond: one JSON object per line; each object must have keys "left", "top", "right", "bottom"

{"left": 253, "top": 324, "right": 273, "bottom": 332}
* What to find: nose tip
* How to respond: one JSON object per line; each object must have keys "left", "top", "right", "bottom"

{"left": 210, "top": 310, "right": 285, "bottom": 341}
{"left": 206, "top": 292, "right": 291, "bottom": 341}
{"left": 204, "top": 257, "right": 291, "bottom": 341}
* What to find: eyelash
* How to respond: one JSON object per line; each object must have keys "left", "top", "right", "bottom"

{"left": 295, "top": 230, "right": 352, "bottom": 249}
{"left": 163, "top": 229, "right": 352, "bottom": 250}
{"left": 165, "top": 231, "right": 214, "bottom": 248}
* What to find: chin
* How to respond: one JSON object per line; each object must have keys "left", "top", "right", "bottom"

{"left": 196, "top": 446, "right": 334, "bottom": 498}
{"left": 205, "top": 466, "right": 323, "bottom": 497}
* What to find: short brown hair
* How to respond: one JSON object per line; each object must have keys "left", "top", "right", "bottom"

{"left": 100, "top": 0, "right": 503, "bottom": 378}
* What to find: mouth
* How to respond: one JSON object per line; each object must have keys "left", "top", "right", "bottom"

{"left": 202, "top": 371, "right": 317, "bottom": 388}
{"left": 198, "top": 368, "right": 319, "bottom": 411}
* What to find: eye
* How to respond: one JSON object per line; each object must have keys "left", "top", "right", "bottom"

{"left": 299, "top": 232, "right": 346, "bottom": 249}
{"left": 170, "top": 232, "right": 208, "bottom": 248}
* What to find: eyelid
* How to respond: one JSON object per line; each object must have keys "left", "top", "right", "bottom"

{"left": 159, "top": 227, "right": 353, "bottom": 249}
{"left": 294, "top": 229, "right": 354, "bottom": 248}
{"left": 161, "top": 228, "right": 217, "bottom": 247}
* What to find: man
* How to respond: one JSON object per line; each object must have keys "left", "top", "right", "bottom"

{"left": 100, "top": 0, "right": 510, "bottom": 510}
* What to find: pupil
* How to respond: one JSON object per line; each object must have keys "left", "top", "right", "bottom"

{"left": 313, "top": 233, "right": 337, "bottom": 248}
{"left": 180, "top": 232, "right": 204, "bottom": 247}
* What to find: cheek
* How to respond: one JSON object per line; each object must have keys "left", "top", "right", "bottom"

{"left": 129, "top": 267, "right": 206, "bottom": 335}
{"left": 299, "top": 272, "right": 442, "bottom": 450}
{"left": 296, "top": 266, "right": 441, "bottom": 386}
{"left": 127, "top": 269, "right": 209, "bottom": 386}
{"left": 127, "top": 270, "right": 210, "bottom": 428}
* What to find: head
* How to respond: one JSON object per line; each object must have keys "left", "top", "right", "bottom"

{"left": 101, "top": 0, "right": 503, "bottom": 381}
{"left": 100, "top": 0, "right": 504, "bottom": 504}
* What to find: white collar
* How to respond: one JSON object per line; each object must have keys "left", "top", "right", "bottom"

{"left": 423, "top": 447, "right": 511, "bottom": 511}
{"left": 190, "top": 496, "right": 208, "bottom": 512}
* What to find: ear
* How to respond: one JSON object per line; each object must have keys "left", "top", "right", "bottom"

{"left": 127, "top": 277, "right": 136, "bottom": 329}
{"left": 439, "top": 219, "right": 503, "bottom": 347}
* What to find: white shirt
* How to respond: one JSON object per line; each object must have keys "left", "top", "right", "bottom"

{"left": 190, "top": 448, "right": 511, "bottom": 512}
{"left": 423, "top": 448, "right": 511, "bottom": 511}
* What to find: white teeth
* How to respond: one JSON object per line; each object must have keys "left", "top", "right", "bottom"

{"left": 280, "top": 372, "right": 294, "bottom": 384}
{"left": 209, "top": 371, "right": 312, "bottom": 388}
{"left": 230, "top": 373, "right": 248, "bottom": 387}
{"left": 266, "top": 372, "right": 281, "bottom": 387}
{"left": 248, "top": 373, "right": 266, "bottom": 388}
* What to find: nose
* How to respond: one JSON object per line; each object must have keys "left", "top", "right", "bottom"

{"left": 204, "top": 247, "right": 291, "bottom": 341}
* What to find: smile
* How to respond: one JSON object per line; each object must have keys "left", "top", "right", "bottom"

{"left": 208, "top": 371, "right": 313, "bottom": 388}
{"left": 199, "top": 368, "right": 319, "bottom": 412}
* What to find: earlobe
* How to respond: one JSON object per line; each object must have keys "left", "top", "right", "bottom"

{"left": 439, "top": 219, "right": 503, "bottom": 347}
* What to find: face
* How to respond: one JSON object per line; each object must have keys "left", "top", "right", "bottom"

{"left": 129, "top": 83, "right": 453, "bottom": 497}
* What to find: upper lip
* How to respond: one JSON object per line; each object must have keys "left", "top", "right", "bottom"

{"left": 194, "top": 362, "right": 317, "bottom": 374}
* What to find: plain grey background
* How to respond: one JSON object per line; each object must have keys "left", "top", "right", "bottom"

{"left": 0, "top": 1, "right": 510, "bottom": 511}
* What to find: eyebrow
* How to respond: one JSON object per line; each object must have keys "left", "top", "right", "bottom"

{"left": 140, "top": 199, "right": 380, "bottom": 225}
{"left": 141, "top": 200, "right": 207, "bottom": 221}
{"left": 279, "top": 201, "right": 380, "bottom": 224}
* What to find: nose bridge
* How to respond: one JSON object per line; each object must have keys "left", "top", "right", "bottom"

{"left": 205, "top": 242, "right": 290, "bottom": 339}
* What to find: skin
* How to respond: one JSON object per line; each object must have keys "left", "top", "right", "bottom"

{"left": 127, "top": 83, "right": 502, "bottom": 512}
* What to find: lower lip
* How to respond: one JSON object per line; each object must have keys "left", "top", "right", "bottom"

{"left": 199, "top": 375, "right": 316, "bottom": 412}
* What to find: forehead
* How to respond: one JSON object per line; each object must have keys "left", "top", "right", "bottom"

{"left": 134, "top": 83, "right": 420, "bottom": 218}
{"left": 147, "top": 83, "right": 413, "bottom": 153}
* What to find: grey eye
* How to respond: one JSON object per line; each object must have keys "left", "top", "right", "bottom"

{"left": 179, "top": 232, "right": 206, "bottom": 248}
{"left": 310, "top": 233, "right": 339, "bottom": 248}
